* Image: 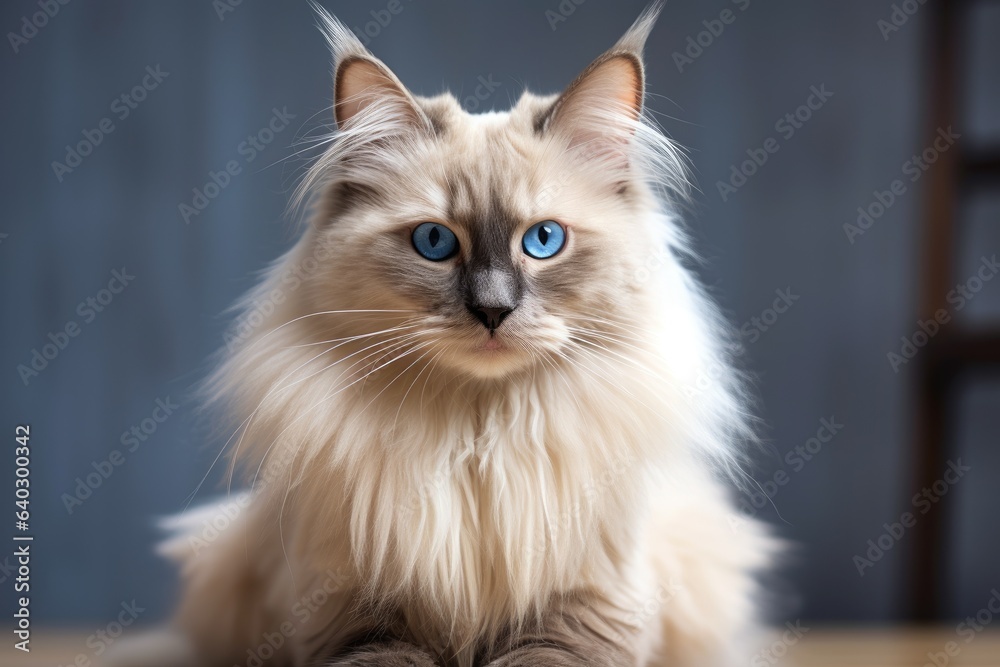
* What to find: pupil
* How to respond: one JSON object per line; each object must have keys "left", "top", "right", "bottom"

{"left": 538, "top": 226, "right": 550, "bottom": 245}
{"left": 429, "top": 227, "right": 440, "bottom": 247}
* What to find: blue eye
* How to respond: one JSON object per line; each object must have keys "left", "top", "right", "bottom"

{"left": 412, "top": 222, "right": 458, "bottom": 261}
{"left": 522, "top": 220, "right": 566, "bottom": 259}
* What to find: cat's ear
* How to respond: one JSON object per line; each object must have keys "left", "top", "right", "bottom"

{"left": 543, "top": 2, "right": 662, "bottom": 153}
{"left": 334, "top": 56, "right": 425, "bottom": 129}
{"left": 311, "top": 2, "right": 428, "bottom": 131}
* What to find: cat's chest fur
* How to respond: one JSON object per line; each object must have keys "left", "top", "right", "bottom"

{"left": 287, "top": 370, "right": 651, "bottom": 636}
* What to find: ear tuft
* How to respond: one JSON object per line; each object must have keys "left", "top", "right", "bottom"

{"left": 613, "top": 0, "right": 663, "bottom": 57}
{"left": 544, "top": 2, "right": 663, "bottom": 155}
{"left": 310, "top": 0, "right": 369, "bottom": 67}
{"left": 310, "top": 1, "right": 427, "bottom": 131}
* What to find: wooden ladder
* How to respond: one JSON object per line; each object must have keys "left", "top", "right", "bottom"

{"left": 909, "top": 0, "right": 1000, "bottom": 620}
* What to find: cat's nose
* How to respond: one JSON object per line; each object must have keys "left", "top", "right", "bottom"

{"left": 467, "top": 304, "right": 514, "bottom": 333}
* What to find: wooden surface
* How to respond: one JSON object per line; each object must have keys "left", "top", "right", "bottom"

{"left": 4, "top": 627, "right": 1000, "bottom": 666}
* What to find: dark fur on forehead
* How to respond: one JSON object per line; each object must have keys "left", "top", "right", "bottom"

{"left": 465, "top": 185, "right": 522, "bottom": 269}
{"left": 448, "top": 177, "right": 527, "bottom": 306}
{"left": 445, "top": 172, "right": 520, "bottom": 248}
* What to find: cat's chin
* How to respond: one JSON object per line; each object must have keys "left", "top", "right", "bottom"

{"left": 444, "top": 339, "right": 534, "bottom": 379}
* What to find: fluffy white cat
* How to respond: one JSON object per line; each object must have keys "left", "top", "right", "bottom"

{"left": 109, "top": 3, "right": 774, "bottom": 666}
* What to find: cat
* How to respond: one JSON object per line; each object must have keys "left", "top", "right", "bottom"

{"left": 108, "top": 2, "right": 774, "bottom": 666}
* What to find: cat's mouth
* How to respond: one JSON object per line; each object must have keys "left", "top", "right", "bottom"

{"left": 479, "top": 337, "right": 504, "bottom": 352}
{"left": 469, "top": 335, "right": 514, "bottom": 358}
{"left": 438, "top": 315, "right": 569, "bottom": 377}
{"left": 452, "top": 329, "right": 529, "bottom": 376}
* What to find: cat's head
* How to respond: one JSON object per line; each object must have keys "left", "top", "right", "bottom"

{"left": 293, "top": 2, "right": 688, "bottom": 380}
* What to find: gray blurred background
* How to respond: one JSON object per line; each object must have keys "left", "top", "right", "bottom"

{"left": 1, "top": 0, "right": 998, "bottom": 631}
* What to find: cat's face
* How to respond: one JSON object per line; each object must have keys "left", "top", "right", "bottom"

{"left": 298, "top": 11, "right": 683, "bottom": 379}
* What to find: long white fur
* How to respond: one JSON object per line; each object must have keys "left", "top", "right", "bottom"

{"left": 107, "top": 4, "right": 775, "bottom": 667}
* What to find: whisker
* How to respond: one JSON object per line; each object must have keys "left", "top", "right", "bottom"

{"left": 346, "top": 342, "right": 439, "bottom": 435}
{"left": 248, "top": 339, "right": 431, "bottom": 494}
{"left": 560, "top": 341, "right": 667, "bottom": 418}
{"left": 244, "top": 310, "right": 418, "bottom": 353}
{"left": 226, "top": 329, "right": 428, "bottom": 492}
{"left": 564, "top": 325, "right": 651, "bottom": 356}
{"left": 281, "top": 321, "right": 422, "bottom": 349}
{"left": 278, "top": 466, "right": 297, "bottom": 588}
{"left": 392, "top": 345, "right": 445, "bottom": 436}
{"left": 565, "top": 331, "right": 674, "bottom": 387}
{"left": 185, "top": 324, "right": 429, "bottom": 507}
{"left": 556, "top": 311, "right": 660, "bottom": 340}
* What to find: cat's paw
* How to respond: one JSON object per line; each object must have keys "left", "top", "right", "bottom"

{"left": 484, "top": 647, "right": 586, "bottom": 667}
{"left": 485, "top": 644, "right": 633, "bottom": 666}
{"left": 328, "top": 639, "right": 439, "bottom": 666}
